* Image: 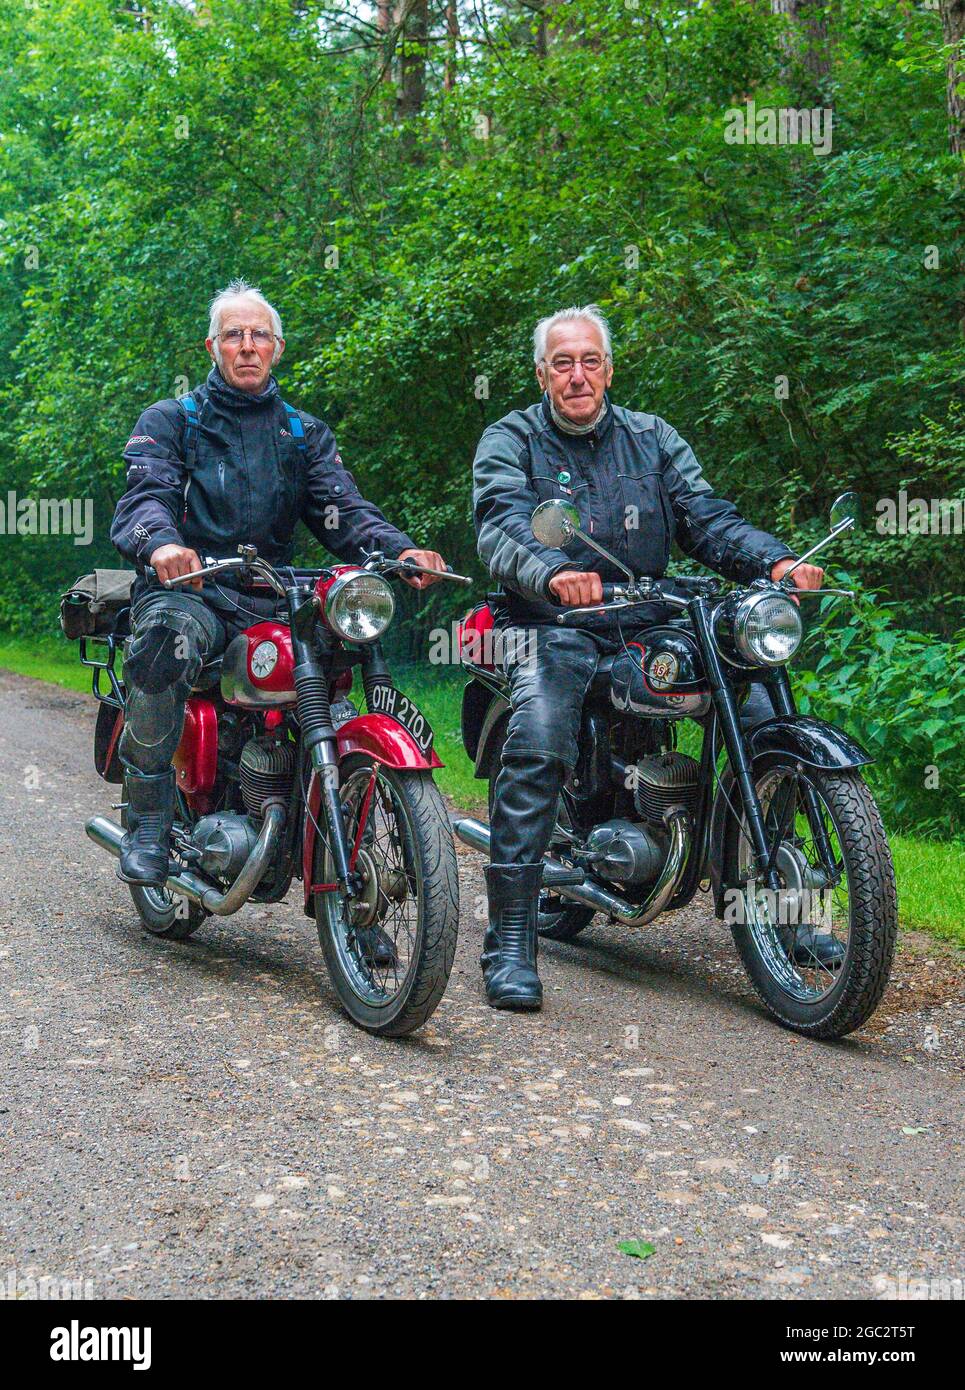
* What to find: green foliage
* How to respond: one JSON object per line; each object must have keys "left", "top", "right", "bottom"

{"left": 0, "top": 0, "right": 962, "bottom": 834}
{"left": 796, "top": 582, "right": 965, "bottom": 839}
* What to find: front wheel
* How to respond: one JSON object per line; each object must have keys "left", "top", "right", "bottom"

{"left": 314, "top": 754, "right": 459, "bottom": 1037}
{"left": 730, "top": 764, "right": 897, "bottom": 1040}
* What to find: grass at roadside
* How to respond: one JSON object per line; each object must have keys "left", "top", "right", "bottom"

{"left": 2, "top": 633, "right": 960, "bottom": 945}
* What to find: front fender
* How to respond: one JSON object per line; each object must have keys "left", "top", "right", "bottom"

{"left": 336, "top": 713, "right": 443, "bottom": 771}
{"left": 708, "top": 715, "right": 872, "bottom": 917}
{"left": 301, "top": 714, "right": 442, "bottom": 914}
{"left": 747, "top": 715, "right": 872, "bottom": 771}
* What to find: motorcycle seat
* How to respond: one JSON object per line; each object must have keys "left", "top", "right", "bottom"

{"left": 587, "top": 653, "right": 617, "bottom": 701}
{"left": 191, "top": 657, "right": 222, "bottom": 693}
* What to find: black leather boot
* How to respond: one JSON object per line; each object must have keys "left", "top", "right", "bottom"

{"left": 787, "top": 924, "right": 847, "bottom": 970}
{"left": 481, "top": 863, "right": 544, "bottom": 1010}
{"left": 117, "top": 770, "right": 176, "bottom": 888}
{"left": 354, "top": 923, "right": 398, "bottom": 968}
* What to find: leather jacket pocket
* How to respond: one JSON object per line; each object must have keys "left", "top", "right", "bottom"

{"left": 617, "top": 469, "right": 673, "bottom": 574}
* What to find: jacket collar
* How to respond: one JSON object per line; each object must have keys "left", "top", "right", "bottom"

{"left": 541, "top": 390, "right": 613, "bottom": 440}
{"left": 205, "top": 364, "right": 280, "bottom": 409}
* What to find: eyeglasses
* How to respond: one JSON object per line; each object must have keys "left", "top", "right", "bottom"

{"left": 218, "top": 327, "right": 278, "bottom": 347}
{"left": 547, "top": 354, "right": 609, "bottom": 375}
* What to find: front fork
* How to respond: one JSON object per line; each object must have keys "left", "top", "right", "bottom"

{"left": 288, "top": 585, "right": 357, "bottom": 894}
{"left": 690, "top": 600, "right": 782, "bottom": 893}
{"left": 691, "top": 600, "right": 837, "bottom": 890}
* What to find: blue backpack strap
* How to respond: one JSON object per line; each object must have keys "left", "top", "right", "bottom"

{"left": 178, "top": 391, "right": 200, "bottom": 473}
{"left": 282, "top": 401, "right": 307, "bottom": 454}
{"left": 177, "top": 392, "right": 200, "bottom": 525}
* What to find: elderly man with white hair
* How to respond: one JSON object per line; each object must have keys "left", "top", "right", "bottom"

{"left": 110, "top": 279, "right": 446, "bottom": 889}
{"left": 472, "top": 304, "right": 826, "bottom": 1011}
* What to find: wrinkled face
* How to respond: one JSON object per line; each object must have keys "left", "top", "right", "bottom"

{"left": 536, "top": 319, "right": 613, "bottom": 426}
{"left": 205, "top": 296, "right": 283, "bottom": 393}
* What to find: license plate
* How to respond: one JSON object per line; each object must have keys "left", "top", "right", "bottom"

{"left": 367, "top": 684, "right": 434, "bottom": 756}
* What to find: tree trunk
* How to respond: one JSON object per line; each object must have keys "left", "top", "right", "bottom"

{"left": 771, "top": 0, "right": 831, "bottom": 86}
{"left": 941, "top": 0, "right": 965, "bottom": 158}
{"left": 444, "top": 1, "right": 458, "bottom": 92}
{"left": 396, "top": 0, "right": 428, "bottom": 119}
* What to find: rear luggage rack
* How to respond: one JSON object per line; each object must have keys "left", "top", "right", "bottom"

{"left": 80, "top": 633, "right": 125, "bottom": 708}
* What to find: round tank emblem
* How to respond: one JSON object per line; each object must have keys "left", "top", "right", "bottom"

{"left": 250, "top": 640, "right": 279, "bottom": 680}
{"left": 648, "top": 651, "right": 679, "bottom": 690}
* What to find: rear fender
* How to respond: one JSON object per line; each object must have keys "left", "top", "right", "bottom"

{"left": 94, "top": 703, "right": 124, "bottom": 784}
{"left": 472, "top": 692, "right": 510, "bottom": 779}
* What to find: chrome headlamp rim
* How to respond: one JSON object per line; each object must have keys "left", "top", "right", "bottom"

{"left": 730, "top": 588, "right": 803, "bottom": 667}
{"left": 324, "top": 570, "right": 395, "bottom": 644}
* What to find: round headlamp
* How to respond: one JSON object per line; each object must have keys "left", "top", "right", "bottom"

{"left": 325, "top": 571, "right": 395, "bottom": 644}
{"left": 730, "top": 590, "right": 803, "bottom": 666}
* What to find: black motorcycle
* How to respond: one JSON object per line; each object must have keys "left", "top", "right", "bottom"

{"left": 456, "top": 493, "right": 897, "bottom": 1039}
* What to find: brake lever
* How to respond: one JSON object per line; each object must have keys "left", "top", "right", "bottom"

{"left": 556, "top": 599, "right": 652, "bottom": 622}
{"left": 394, "top": 560, "right": 473, "bottom": 586}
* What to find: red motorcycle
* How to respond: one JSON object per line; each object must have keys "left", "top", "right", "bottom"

{"left": 80, "top": 545, "right": 470, "bottom": 1036}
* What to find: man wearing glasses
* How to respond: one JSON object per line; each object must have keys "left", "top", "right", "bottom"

{"left": 472, "top": 304, "right": 825, "bottom": 1011}
{"left": 110, "top": 278, "right": 445, "bottom": 889}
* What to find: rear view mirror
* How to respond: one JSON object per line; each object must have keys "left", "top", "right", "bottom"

{"left": 829, "top": 491, "right": 862, "bottom": 533}
{"left": 531, "top": 499, "right": 581, "bottom": 549}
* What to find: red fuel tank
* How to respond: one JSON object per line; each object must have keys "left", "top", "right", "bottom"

{"left": 220, "top": 621, "right": 296, "bottom": 708}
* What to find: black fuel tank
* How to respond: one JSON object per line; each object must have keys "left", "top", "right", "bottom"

{"left": 609, "top": 626, "right": 711, "bottom": 720}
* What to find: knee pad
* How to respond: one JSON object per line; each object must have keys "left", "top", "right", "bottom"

{"left": 125, "top": 616, "right": 204, "bottom": 694}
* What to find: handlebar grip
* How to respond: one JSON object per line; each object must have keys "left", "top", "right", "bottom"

{"left": 144, "top": 565, "right": 158, "bottom": 582}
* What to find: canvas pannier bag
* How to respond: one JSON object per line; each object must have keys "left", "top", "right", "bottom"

{"left": 59, "top": 569, "right": 136, "bottom": 640}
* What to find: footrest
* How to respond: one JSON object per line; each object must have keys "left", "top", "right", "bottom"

{"left": 542, "top": 863, "right": 586, "bottom": 886}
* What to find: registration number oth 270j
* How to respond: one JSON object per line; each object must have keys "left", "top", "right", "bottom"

{"left": 367, "top": 683, "right": 435, "bottom": 756}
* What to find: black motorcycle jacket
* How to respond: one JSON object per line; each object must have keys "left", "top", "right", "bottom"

{"left": 473, "top": 394, "right": 795, "bottom": 631}
{"left": 111, "top": 366, "right": 417, "bottom": 582}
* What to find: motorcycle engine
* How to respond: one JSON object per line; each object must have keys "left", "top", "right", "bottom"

{"left": 583, "top": 818, "right": 668, "bottom": 885}
{"left": 632, "top": 752, "right": 700, "bottom": 822}
{"left": 239, "top": 736, "right": 296, "bottom": 820}
{"left": 189, "top": 813, "right": 260, "bottom": 881}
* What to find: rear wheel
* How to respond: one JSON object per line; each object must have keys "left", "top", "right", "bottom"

{"left": 315, "top": 754, "right": 459, "bottom": 1036}
{"left": 730, "top": 763, "right": 897, "bottom": 1039}
{"left": 121, "top": 773, "right": 207, "bottom": 940}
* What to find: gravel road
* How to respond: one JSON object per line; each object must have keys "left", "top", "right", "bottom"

{"left": 1, "top": 669, "right": 961, "bottom": 1300}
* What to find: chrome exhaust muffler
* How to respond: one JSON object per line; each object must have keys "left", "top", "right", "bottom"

{"left": 85, "top": 804, "right": 285, "bottom": 916}
{"left": 453, "top": 812, "right": 689, "bottom": 927}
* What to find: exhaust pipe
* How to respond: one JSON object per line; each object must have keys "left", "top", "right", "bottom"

{"left": 453, "top": 813, "right": 688, "bottom": 928}
{"left": 86, "top": 804, "right": 285, "bottom": 916}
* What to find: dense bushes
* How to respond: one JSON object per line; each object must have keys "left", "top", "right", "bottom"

{"left": 0, "top": 0, "right": 961, "bottom": 836}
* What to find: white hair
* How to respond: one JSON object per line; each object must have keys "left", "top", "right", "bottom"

{"left": 208, "top": 279, "right": 284, "bottom": 365}
{"left": 533, "top": 304, "right": 612, "bottom": 366}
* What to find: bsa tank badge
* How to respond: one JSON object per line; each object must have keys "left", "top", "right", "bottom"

{"left": 648, "top": 651, "right": 679, "bottom": 691}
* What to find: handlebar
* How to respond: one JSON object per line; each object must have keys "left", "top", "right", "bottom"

{"left": 554, "top": 573, "right": 719, "bottom": 622}
{"left": 144, "top": 548, "right": 473, "bottom": 593}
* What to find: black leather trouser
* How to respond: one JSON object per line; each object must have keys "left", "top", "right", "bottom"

{"left": 488, "top": 624, "right": 776, "bottom": 866}
{"left": 118, "top": 584, "right": 278, "bottom": 776}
